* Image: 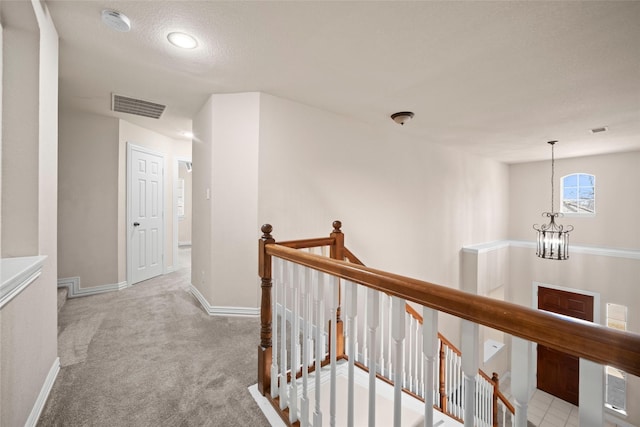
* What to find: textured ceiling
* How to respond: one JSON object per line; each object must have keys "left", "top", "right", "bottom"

{"left": 40, "top": 1, "right": 640, "bottom": 163}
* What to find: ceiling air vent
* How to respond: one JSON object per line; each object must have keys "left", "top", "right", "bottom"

{"left": 112, "top": 94, "right": 166, "bottom": 119}
{"left": 590, "top": 126, "right": 608, "bottom": 134}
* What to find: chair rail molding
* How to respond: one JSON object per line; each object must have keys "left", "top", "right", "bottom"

{"left": 463, "top": 240, "right": 640, "bottom": 260}
{"left": 1, "top": 256, "right": 47, "bottom": 309}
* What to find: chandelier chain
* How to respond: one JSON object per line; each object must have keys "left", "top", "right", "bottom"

{"left": 551, "top": 142, "right": 555, "bottom": 212}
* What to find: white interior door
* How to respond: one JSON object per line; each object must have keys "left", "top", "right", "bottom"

{"left": 128, "top": 144, "right": 164, "bottom": 284}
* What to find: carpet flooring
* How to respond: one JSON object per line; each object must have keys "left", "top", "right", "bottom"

{"left": 39, "top": 249, "right": 270, "bottom": 427}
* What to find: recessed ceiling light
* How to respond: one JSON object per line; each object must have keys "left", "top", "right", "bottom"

{"left": 101, "top": 10, "right": 131, "bottom": 32}
{"left": 167, "top": 32, "right": 198, "bottom": 49}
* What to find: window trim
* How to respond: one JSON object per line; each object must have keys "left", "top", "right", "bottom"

{"left": 560, "top": 172, "right": 596, "bottom": 217}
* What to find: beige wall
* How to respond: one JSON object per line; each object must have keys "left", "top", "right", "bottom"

{"left": 58, "top": 114, "right": 190, "bottom": 289}
{"left": 192, "top": 96, "right": 213, "bottom": 302}
{"left": 1, "top": 1, "right": 59, "bottom": 426}
{"left": 192, "top": 93, "right": 260, "bottom": 308}
{"left": 58, "top": 110, "right": 119, "bottom": 286}
{"left": 178, "top": 161, "right": 192, "bottom": 245}
{"left": 258, "top": 93, "right": 509, "bottom": 343}
{"left": 509, "top": 150, "right": 640, "bottom": 248}
{"left": 1, "top": 15, "right": 38, "bottom": 257}
{"left": 193, "top": 91, "right": 507, "bottom": 317}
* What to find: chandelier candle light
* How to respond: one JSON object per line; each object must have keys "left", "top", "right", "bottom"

{"left": 533, "top": 140, "right": 574, "bottom": 260}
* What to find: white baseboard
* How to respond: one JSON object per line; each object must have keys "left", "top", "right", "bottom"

{"left": 57, "top": 277, "right": 129, "bottom": 298}
{"left": 189, "top": 284, "right": 259, "bottom": 317}
{"left": 178, "top": 241, "right": 192, "bottom": 247}
{"left": 248, "top": 384, "right": 286, "bottom": 427}
{"left": 164, "top": 265, "right": 175, "bottom": 274}
{"left": 25, "top": 357, "right": 60, "bottom": 427}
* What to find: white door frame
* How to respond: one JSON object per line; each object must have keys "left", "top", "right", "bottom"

{"left": 127, "top": 142, "right": 166, "bottom": 285}
{"left": 173, "top": 156, "right": 192, "bottom": 263}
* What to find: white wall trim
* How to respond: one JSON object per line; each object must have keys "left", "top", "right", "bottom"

{"left": 0, "top": 256, "right": 47, "bottom": 309}
{"left": 163, "top": 265, "right": 175, "bottom": 275}
{"left": 462, "top": 240, "right": 511, "bottom": 254}
{"left": 25, "top": 357, "right": 60, "bottom": 427}
{"left": 605, "top": 412, "right": 636, "bottom": 427}
{"left": 248, "top": 384, "right": 287, "bottom": 427}
{"left": 189, "top": 284, "right": 259, "bottom": 317}
{"left": 463, "top": 239, "right": 640, "bottom": 260}
{"left": 178, "top": 241, "right": 192, "bottom": 247}
{"left": 58, "top": 277, "right": 129, "bottom": 298}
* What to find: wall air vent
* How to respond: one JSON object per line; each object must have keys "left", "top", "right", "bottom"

{"left": 112, "top": 94, "right": 166, "bottom": 119}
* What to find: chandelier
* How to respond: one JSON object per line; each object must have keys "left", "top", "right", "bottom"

{"left": 533, "top": 141, "right": 574, "bottom": 260}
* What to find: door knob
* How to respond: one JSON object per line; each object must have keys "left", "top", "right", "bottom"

{"left": 133, "top": 222, "right": 140, "bottom": 227}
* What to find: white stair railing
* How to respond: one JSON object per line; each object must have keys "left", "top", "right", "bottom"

{"left": 259, "top": 223, "right": 640, "bottom": 427}
{"left": 264, "top": 232, "right": 513, "bottom": 427}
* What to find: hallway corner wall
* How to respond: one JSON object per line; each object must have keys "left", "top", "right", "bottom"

{"left": 192, "top": 92, "right": 260, "bottom": 311}
{"left": 1, "top": 1, "right": 60, "bottom": 425}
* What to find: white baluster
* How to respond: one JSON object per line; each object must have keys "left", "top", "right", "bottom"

{"left": 367, "top": 288, "right": 379, "bottom": 427}
{"left": 380, "top": 294, "right": 394, "bottom": 379}
{"left": 391, "top": 297, "right": 405, "bottom": 427}
{"left": 289, "top": 264, "right": 299, "bottom": 423}
{"left": 345, "top": 280, "right": 357, "bottom": 427}
{"left": 422, "top": 307, "right": 438, "bottom": 427}
{"left": 479, "top": 377, "right": 483, "bottom": 426}
{"left": 461, "top": 320, "right": 478, "bottom": 427}
{"left": 271, "top": 258, "right": 281, "bottom": 399}
{"left": 436, "top": 338, "right": 442, "bottom": 405}
{"left": 280, "top": 261, "right": 289, "bottom": 410}
{"left": 448, "top": 348, "right": 453, "bottom": 415}
{"left": 300, "top": 266, "right": 311, "bottom": 427}
{"left": 378, "top": 295, "right": 385, "bottom": 377}
{"left": 408, "top": 316, "right": 414, "bottom": 391}
{"left": 416, "top": 320, "right": 423, "bottom": 397}
{"left": 329, "top": 274, "right": 338, "bottom": 427}
{"left": 362, "top": 289, "right": 368, "bottom": 362}
{"left": 353, "top": 288, "right": 359, "bottom": 364}
{"left": 313, "top": 269, "right": 324, "bottom": 427}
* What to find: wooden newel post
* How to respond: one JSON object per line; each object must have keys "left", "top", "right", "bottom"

{"left": 329, "top": 220, "right": 345, "bottom": 358}
{"left": 492, "top": 372, "right": 499, "bottom": 427}
{"left": 258, "top": 224, "right": 275, "bottom": 395}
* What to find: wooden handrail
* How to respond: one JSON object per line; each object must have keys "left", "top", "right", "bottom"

{"left": 277, "top": 237, "right": 335, "bottom": 249}
{"left": 496, "top": 390, "right": 515, "bottom": 415}
{"left": 344, "top": 247, "right": 364, "bottom": 265}
{"left": 264, "top": 243, "right": 640, "bottom": 376}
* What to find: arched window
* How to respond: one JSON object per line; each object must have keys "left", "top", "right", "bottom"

{"left": 561, "top": 173, "right": 595, "bottom": 214}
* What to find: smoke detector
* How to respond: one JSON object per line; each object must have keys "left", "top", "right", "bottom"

{"left": 101, "top": 10, "right": 131, "bottom": 32}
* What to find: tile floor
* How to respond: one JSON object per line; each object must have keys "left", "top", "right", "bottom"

{"left": 527, "top": 389, "right": 578, "bottom": 427}
{"left": 504, "top": 388, "right": 619, "bottom": 427}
